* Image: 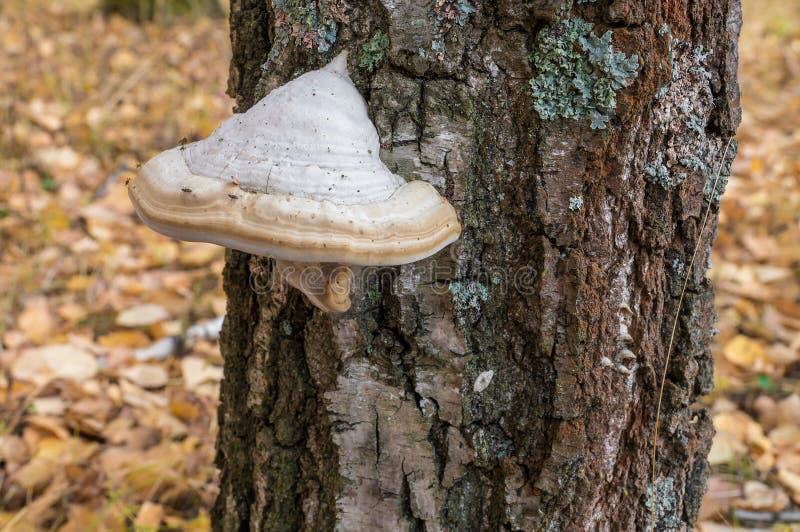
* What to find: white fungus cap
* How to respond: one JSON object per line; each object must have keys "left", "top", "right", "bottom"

{"left": 128, "top": 52, "right": 461, "bottom": 266}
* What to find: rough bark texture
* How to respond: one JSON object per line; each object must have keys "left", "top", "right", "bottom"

{"left": 214, "top": 1, "right": 741, "bottom": 530}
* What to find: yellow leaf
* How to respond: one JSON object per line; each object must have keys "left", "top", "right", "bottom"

{"left": 179, "top": 242, "right": 223, "bottom": 267}
{"left": 41, "top": 204, "right": 70, "bottom": 232}
{"left": 170, "top": 398, "right": 200, "bottom": 422}
{"left": 98, "top": 330, "right": 151, "bottom": 348}
{"left": 713, "top": 410, "right": 772, "bottom": 455}
{"left": 723, "top": 335, "right": 767, "bottom": 367}
{"left": 65, "top": 274, "right": 93, "bottom": 292}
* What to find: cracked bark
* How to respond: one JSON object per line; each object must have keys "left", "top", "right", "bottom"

{"left": 214, "top": 0, "right": 741, "bottom": 530}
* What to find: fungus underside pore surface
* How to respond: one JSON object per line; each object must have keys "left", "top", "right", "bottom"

{"left": 528, "top": 18, "right": 639, "bottom": 130}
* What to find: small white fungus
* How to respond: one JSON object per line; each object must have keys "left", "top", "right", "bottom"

{"left": 473, "top": 370, "right": 494, "bottom": 393}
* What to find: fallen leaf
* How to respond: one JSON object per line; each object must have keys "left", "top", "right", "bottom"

{"left": 0, "top": 436, "right": 30, "bottom": 472}
{"left": 16, "top": 297, "right": 55, "bottom": 345}
{"left": 98, "top": 329, "right": 152, "bottom": 348}
{"left": 120, "top": 379, "right": 168, "bottom": 408}
{"left": 135, "top": 501, "right": 165, "bottom": 529}
{"left": 30, "top": 396, "right": 66, "bottom": 416}
{"left": 164, "top": 509, "right": 212, "bottom": 531}
{"left": 752, "top": 395, "right": 779, "bottom": 430}
{"left": 170, "top": 397, "right": 201, "bottom": 422}
{"left": 178, "top": 242, "right": 223, "bottom": 267}
{"left": 768, "top": 424, "right": 800, "bottom": 448}
{"left": 2, "top": 330, "right": 30, "bottom": 349}
{"left": 733, "top": 480, "right": 789, "bottom": 511}
{"left": 698, "top": 476, "right": 741, "bottom": 521}
{"left": 25, "top": 415, "right": 70, "bottom": 440}
{"left": 12, "top": 344, "right": 98, "bottom": 385}
{"left": 723, "top": 334, "right": 768, "bottom": 368}
{"left": 708, "top": 431, "right": 748, "bottom": 465}
{"left": 24, "top": 99, "right": 64, "bottom": 132}
{"left": 181, "top": 356, "right": 223, "bottom": 390}
{"left": 140, "top": 408, "right": 189, "bottom": 439}
{"left": 33, "top": 145, "right": 81, "bottom": 172}
{"left": 59, "top": 505, "right": 99, "bottom": 532}
{"left": 10, "top": 457, "right": 56, "bottom": 492}
{"left": 107, "top": 425, "right": 162, "bottom": 451}
{"left": 777, "top": 468, "right": 800, "bottom": 505}
{"left": 120, "top": 364, "right": 169, "bottom": 389}
{"left": 116, "top": 303, "right": 171, "bottom": 328}
{"left": 778, "top": 394, "right": 800, "bottom": 426}
{"left": 713, "top": 411, "right": 772, "bottom": 455}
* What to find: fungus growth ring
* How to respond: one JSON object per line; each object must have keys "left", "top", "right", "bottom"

{"left": 128, "top": 52, "right": 462, "bottom": 312}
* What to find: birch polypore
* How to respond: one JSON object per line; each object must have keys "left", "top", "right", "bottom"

{"left": 128, "top": 52, "right": 461, "bottom": 312}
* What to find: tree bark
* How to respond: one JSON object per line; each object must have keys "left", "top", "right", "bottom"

{"left": 214, "top": 1, "right": 741, "bottom": 530}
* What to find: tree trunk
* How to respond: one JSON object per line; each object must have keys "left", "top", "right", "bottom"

{"left": 213, "top": 1, "right": 741, "bottom": 530}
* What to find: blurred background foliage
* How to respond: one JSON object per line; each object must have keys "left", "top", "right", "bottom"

{"left": 101, "top": 0, "right": 226, "bottom": 24}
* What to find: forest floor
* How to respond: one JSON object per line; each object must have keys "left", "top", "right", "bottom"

{"left": 0, "top": 0, "right": 798, "bottom": 530}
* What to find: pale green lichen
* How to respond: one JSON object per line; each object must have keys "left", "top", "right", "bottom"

{"left": 645, "top": 40, "right": 734, "bottom": 199}
{"left": 528, "top": 18, "right": 639, "bottom": 129}
{"left": 704, "top": 140, "right": 736, "bottom": 203}
{"left": 645, "top": 153, "right": 685, "bottom": 189}
{"left": 569, "top": 196, "right": 583, "bottom": 211}
{"left": 685, "top": 114, "right": 705, "bottom": 135}
{"left": 359, "top": 30, "right": 389, "bottom": 71}
{"left": 471, "top": 426, "right": 513, "bottom": 468}
{"left": 679, "top": 156, "right": 707, "bottom": 173}
{"left": 269, "top": 0, "right": 349, "bottom": 59}
{"left": 645, "top": 477, "right": 680, "bottom": 530}
{"left": 670, "top": 257, "right": 686, "bottom": 275}
{"left": 429, "top": 0, "right": 475, "bottom": 60}
{"left": 693, "top": 46, "right": 712, "bottom": 63}
{"left": 449, "top": 280, "right": 488, "bottom": 314}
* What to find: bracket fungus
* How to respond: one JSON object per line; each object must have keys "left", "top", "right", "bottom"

{"left": 128, "top": 52, "right": 461, "bottom": 312}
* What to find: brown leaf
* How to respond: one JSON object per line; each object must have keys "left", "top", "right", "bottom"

{"left": 0, "top": 436, "right": 30, "bottom": 472}
{"left": 170, "top": 397, "right": 201, "bottom": 422}
{"left": 708, "top": 430, "right": 748, "bottom": 465}
{"left": 120, "top": 364, "right": 170, "bottom": 389}
{"left": 116, "top": 303, "right": 171, "bottom": 328}
{"left": 12, "top": 344, "right": 98, "bottom": 385}
{"left": 16, "top": 297, "right": 55, "bottom": 346}
{"left": 733, "top": 480, "right": 789, "bottom": 511}
{"left": 777, "top": 468, "right": 800, "bottom": 505}
{"left": 25, "top": 415, "right": 70, "bottom": 440}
